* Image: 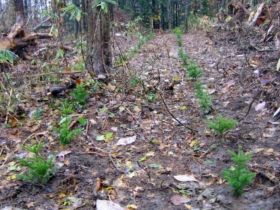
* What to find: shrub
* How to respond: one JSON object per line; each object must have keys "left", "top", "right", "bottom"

{"left": 205, "top": 114, "right": 237, "bottom": 139}
{"left": 17, "top": 141, "right": 57, "bottom": 184}
{"left": 222, "top": 147, "right": 256, "bottom": 196}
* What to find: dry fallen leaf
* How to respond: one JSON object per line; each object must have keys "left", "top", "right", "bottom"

{"left": 255, "top": 102, "right": 266, "bottom": 111}
{"left": 116, "top": 136, "right": 136, "bottom": 146}
{"left": 174, "top": 174, "right": 198, "bottom": 182}
{"left": 96, "top": 199, "right": 124, "bottom": 210}
{"left": 171, "top": 195, "right": 182, "bottom": 205}
{"left": 57, "top": 150, "right": 72, "bottom": 162}
{"left": 26, "top": 202, "right": 35, "bottom": 208}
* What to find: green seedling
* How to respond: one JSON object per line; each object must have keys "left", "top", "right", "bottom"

{"left": 198, "top": 92, "right": 212, "bottom": 113}
{"left": 116, "top": 53, "right": 128, "bottom": 66}
{"left": 59, "top": 100, "right": 74, "bottom": 116}
{"left": 104, "top": 132, "right": 114, "bottom": 140}
{"left": 146, "top": 93, "right": 157, "bottom": 103}
{"left": 205, "top": 114, "right": 237, "bottom": 139}
{"left": 194, "top": 82, "right": 203, "bottom": 97}
{"left": 70, "top": 83, "right": 88, "bottom": 105}
{"left": 78, "top": 117, "right": 87, "bottom": 126}
{"left": 53, "top": 116, "right": 82, "bottom": 145}
{"left": 187, "top": 68, "right": 204, "bottom": 80}
{"left": 130, "top": 75, "right": 140, "bottom": 87}
{"left": 150, "top": 139, "right": 158, "bottom": 144}
{"left": 145, "top": 33, "right": 154, "bottom": 41}
{"left": 187, "top": 63, "right": 198, "bottom": 71}
{"left": 0, "top": 50, "right": 14, "bottom": 64}
{"left": 32, "top": 108, "right": 44, "bottom": 120}
{"left": 172, "top": 27, "right": 182, "bottom": 39}
{"left": 177, "top": 39, "right": 182, "bottom": 47}
{"left": 16, "top": 141, "right": 57, "bottom": 184}
{"left": 222, "top": 146, "right": 256, "bottom": 196}
{"left": 178, "top": 48, "right": 188, "bottom": 65}
{"left": 129, "top": 47, "right": 138, "bottom": 57}
{"left": 88, "top": 79, "right": 102, "bottom": 92}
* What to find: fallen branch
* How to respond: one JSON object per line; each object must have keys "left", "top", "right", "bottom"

{"left": 250, "top": 2, "right": 265, "bottom": 26}
{"left": 10, "top": 71, "right": 81, "bottom": 79}
{"left": 159, "top": 92, "right": 196, "bottom": 133}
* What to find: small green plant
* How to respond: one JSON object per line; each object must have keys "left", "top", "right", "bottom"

{"left": 222, "top": 146, "right": 256, "bottom": 196}
{"left": 198, "top": 92, "right": 212, "bottom": 113}
{"left": 0, "top": 50, "right": 14, "bottom": 64}
{"left": 32, "top": 108, "right": 44, "bottom": 120}
{"left": 145, "top": 33, "right": 154, "bottom": 41}
{"left": 17, "top": 141, "right": 57, "bottom": 184}
{"left": 59, "top": 100, "right": 74, "bottom": 116}
{"left": 146, "top": 93, "right": 157, "bottom": 103}
{"left": 78, "top": 117, "right": 87, "bottom": 126}
{"left": 205, "top": 114, "right": 237, "bottom": 139}
{"left": 194, "top": 81, "right": 202, "bottom": 89}
{"left": 172, "top": 27, "right": 182, "bottom": 39}
{"left": 130, "top": 75, "right": 141, "bottom": 87}
{"left": 187, "top": 63, "right": 198, "bottom": 71}
{"left": 53, "top": 116, "right": 83, "bottom": 145}
{"left": 104, "top": 132, "right": 114, "bottom": 140}
{"left": 129, "top": 47, "right": 138, "bottom": 57}
{"left": 187, "top": 68, "right": 204, "bottom": 80}
{"left": 178, "top": 48, "right": 188, "bottom": 65}
{"left": 177, "top": 39, "right": 182, "bottom": 47}
{"left": 70, "top": 83, "right": 88, "bottom": 105}
{"left": 116, "top": 53, "right": 128, "bottom": 66}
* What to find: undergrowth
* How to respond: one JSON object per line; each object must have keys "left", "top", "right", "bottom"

{"left": 222, "top": 146, "right": 256, "bottom": 196}
{"left": 17, "top": 141, "right": 57, "bottom": 184}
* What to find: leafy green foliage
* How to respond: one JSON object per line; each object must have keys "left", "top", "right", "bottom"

{"left": 78, "top": 117, "right": 87, "bottom": 126}
{"left": 59, "top": 100, "right": 74, "bottom": 116}
{"left": 146, "top": 93, "right": 157, "bottom": 103}
{"left": 116, "top": 53, "right": 128, "bottom": 66}
{"left": 17, "top": 141, "right": 57, "bottom": 184}
{"left": 172, "top": 27, "right": 182, "bottom": 39}
{"left": 178, "top": 48, "right": 188, "bottom": 65}
{"left": 177, "top": 39, "right": 182, "bottom": 47}
{"left": 70, "top": 83, "right": 88, "bottom": 105}
{"left": 53, "top": 116, "right": 82, "bottom": 146}
{"left": 0, "top": 50, "right": 14, "bottom": 64}
{"left": 187, "top": 67, "right": 204, "bottom": 80}
{"left": 56, "top": 49, "right": 64, "bottom": 59}
{"left": 93, "top": 0, "right": 116, "bottom": 13}
{"left": 61, "top": 3, "right": 83, "bottom": 21}
{"left": 198, "top": 93, "right": 212, "bottom": 113}
{"left": 222, "top": 147, "right": 256, "bottom": 196}
{"left": 205, "top": 114, "right": 237, "bottom": 138}
{"left": 173, "top": 28, "right": 182, "bottom": 47}
{"left": 32, "top": 108, "right": 44, "bottom": 120}
{"left": 130, "top": 75, "right": 141, "bottom": 87}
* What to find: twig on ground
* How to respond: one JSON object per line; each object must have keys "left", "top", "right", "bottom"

{"left": 238, "top": 90, "right": 262, "bottom": 122}
{"left": 109, "top": 153, "right": 123, "bottom": 172}
{"left": 159, "top": 92, "right": 196, "bottom": 133}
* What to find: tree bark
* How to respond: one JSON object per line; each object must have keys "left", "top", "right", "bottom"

{"left": 85, "top": 0, "right": 112, "bottom": 79}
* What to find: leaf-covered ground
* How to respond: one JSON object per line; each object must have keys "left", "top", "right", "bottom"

{"left": 1, "top": 27, "right": 280, "bottom": 210}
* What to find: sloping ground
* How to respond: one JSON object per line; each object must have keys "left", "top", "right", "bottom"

{"left": 0, "top": 30, "right": 280, "bottom": 210}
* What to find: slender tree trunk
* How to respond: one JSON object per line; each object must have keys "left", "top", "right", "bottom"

{"left": 14, "top": 0, "right": 25, "bottom": 23}
{"left": 85, "top": 0, "right": 112, "bottom": 78}
{"left": 168, "top": 0, "right": 172, "bottom": 29}
{"left": 184, "top": 0, "right": 189, "bottom": 32}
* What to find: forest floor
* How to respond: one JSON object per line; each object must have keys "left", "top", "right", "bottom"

{"left": 1, "top": 26, "right": 280, "bottom": 210}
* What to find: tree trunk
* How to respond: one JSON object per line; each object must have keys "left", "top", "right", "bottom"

{"left": 85, "top": 0, "right": 112, "bottom": 79}
{"left": 168, "top": 0, "right": 172, "bottom": 29}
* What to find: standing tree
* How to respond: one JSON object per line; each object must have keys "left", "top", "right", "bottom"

{"left": 85, "top": 0, "right": 114, "bottom": 79}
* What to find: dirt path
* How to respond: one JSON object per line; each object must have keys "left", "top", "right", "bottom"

{"left": 1, "top": 32, "right": 280, "bottom": 210}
